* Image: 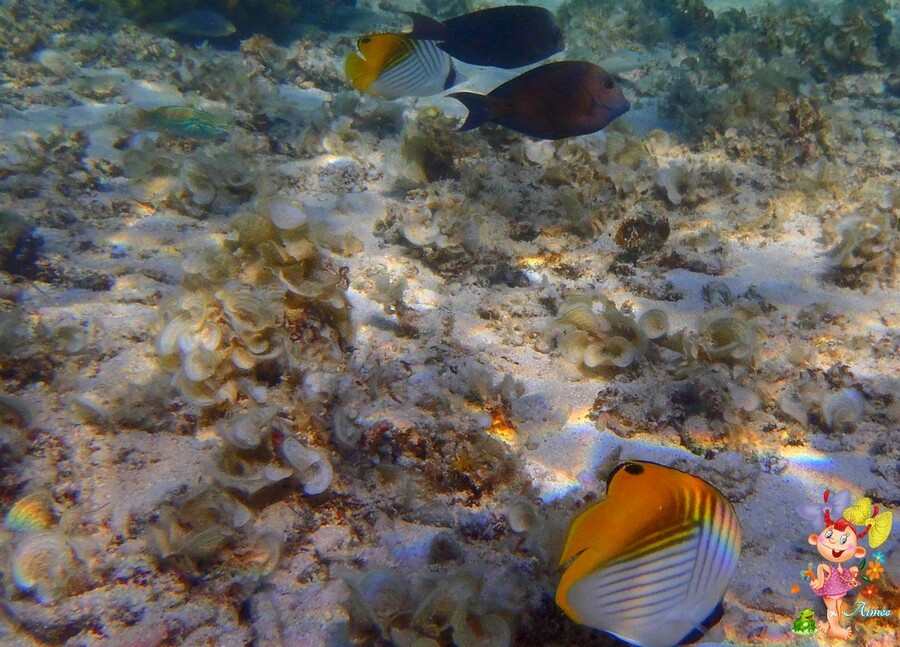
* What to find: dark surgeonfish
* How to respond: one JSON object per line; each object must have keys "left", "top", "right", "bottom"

{"left": 556, "top": 461, "right": 742, "bottom": 647}
{"left": 449, "top": 61, "right": 629, "bottom": 140}
{"left": 404, "top": 6, "right": 564, "bottom": 69}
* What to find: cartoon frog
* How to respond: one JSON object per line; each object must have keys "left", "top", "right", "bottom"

{"left": 791, "top": 608, "right": 818, "bottom": 636}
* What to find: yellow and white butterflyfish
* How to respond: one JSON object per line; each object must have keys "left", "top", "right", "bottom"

{"left": 344, "top": 33, "right": 463, "bottom": 99}
{"left": 556, "top": 461, "right": 742, "bottom": 647}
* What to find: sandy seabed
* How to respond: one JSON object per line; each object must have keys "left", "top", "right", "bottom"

{"left": 0, "top": 1, "right": 897, "bottom": 646}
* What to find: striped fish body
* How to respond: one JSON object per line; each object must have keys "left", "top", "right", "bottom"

{"left": 345, "top": 34, "right": 461, "bottom": 99}
{"left": 556, "top": 461, "right": 741, "bottom": 647}
{"left": 142, "top": 106, "right": 229, "bottom": 138}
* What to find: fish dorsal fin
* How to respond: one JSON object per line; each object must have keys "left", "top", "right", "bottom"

{"left": 404, "top": 11, "right": 448, "bottom": 41}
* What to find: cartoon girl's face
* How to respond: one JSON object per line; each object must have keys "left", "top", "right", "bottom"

{"left": 813, "top": 524, "right": 863, "bottom": 563}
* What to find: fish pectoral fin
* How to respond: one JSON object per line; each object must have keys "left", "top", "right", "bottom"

{"left": 403, "top": 11, "right": 447, "bottom": 40}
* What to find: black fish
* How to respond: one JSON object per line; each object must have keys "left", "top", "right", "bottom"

{"left": 405, "top": 6, "right": 564, "bottom": 69}
{"left": 449, "top": 61, "right": 630, "bottom": 140}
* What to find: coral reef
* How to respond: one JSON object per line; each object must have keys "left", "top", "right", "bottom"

{"left": 123, "top": 138, "right": 257, "bottom": 215}
{"left": 0, "top": 0, "right": 897, "bottom": 645}
{"left": 0, "top": 211, "right": 42, "bottom": 278}
{"left": 553, "top": 296, "right": 653, "bottom": 371}
{"left": 342, "top": 567, "right": 519, "bottom": 647}
{"left": 823, "top": 211, "right": 897, "bottom": 291}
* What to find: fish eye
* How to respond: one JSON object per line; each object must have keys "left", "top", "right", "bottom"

{"left": 359, "top": 36, "right": 371, "bottom": 45}
{"left": 624, "top": 462, "right": 644, "bottom": 475}
{"left": 840, "top": 535, "right": 847, "bottom": 545}
{"left": 604, "top": 78, "right": 615, "bottom": 90}
{"left": 825, "top": 530, "right": 833, "bottom": 539}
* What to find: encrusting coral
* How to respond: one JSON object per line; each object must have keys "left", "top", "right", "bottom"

{"left": 155, "top": 188, "right": 357, "bottom": 413}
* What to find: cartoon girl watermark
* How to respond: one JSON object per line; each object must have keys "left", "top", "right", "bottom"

{"left": 796, "top": 490, "right": 892, "bottom": 639}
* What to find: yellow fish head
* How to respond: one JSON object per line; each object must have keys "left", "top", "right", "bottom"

{"left": 344, "top": 33, "right": 412, "bottom": 95}
{"left": 556, "top": 460, "right": 741, "bottom": 645}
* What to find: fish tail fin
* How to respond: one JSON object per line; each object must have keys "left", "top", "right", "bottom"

{"left": 404, "top": 11, "right": 447, "bottom": 40}
{"left": 679, "top": 602, "right": 726, "bottom": 645}
{"left": 444, "top": 66, "right": 466, "bottom": 91}
{"left": 447, "top": 92, "right": 498, "bottom": 131}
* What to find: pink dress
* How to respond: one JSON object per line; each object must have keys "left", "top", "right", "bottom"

{"left": 814, "top": 566, "right": 857, "bottom": 598}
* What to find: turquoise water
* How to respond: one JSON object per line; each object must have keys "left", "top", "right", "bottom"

{"left": 0, "top": 1, "right": 897, "bottom": 646}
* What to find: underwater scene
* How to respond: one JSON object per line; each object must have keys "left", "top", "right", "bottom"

{"left": 0, "top": 0, "right": 897, "bottom": 645}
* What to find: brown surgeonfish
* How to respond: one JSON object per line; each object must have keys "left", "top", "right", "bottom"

{"left": 449, "top": 61, "right": 629, "bottom": 140}
{"left": 404, "top": 6, "right": 564, "bottom": 69}
{"left": 556, "top": 461, "right": 742, "bottom": 647}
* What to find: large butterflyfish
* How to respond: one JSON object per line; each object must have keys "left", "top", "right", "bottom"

{"left": 345, "top": 33, "right": 463, "bottom": 99}
{"left": 556, "top": 461, "right": 741, "bottom": 647}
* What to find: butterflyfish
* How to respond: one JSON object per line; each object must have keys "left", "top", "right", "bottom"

{"left": 404, "top": 6, "right": 564, "bottom": 69}
{"left": 344, "top": 34, "right": 462, "bottom": 99}
{"left": 556, "top": 461, "right": 742, "bottom": 647}
{"left": 449, "top": 61, "right": 629, "bottom": 140}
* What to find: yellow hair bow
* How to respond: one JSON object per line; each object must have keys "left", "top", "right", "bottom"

{"left": 843, "top": 497, "right": 893, "bottom": 548}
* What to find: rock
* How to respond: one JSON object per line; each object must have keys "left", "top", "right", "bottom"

{"left": 0, "top": 211, "right": 42, "bottom": 277}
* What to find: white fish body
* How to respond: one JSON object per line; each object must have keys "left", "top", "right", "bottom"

{"left": 557, "top": 461, "right": 742, "bottom": 647}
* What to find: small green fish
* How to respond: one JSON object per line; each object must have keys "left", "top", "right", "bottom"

{"left": 159, "top": 10, "right": 236, "bottom": 38}
{"left": 142, "top": 106, "right": 229, "bottom": 138}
